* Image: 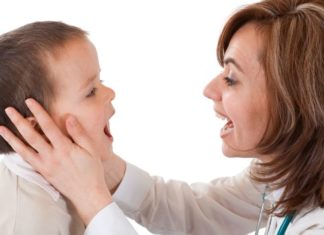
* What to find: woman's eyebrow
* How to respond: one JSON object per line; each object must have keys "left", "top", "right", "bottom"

{"left": 224, "top": 57, "right": 244, "bottom": 73}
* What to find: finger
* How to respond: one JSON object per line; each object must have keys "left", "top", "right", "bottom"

{"left": 25, "top": 98, "right": 70, "bottom": 147}
{"left": 5, "top": 107, "right": 52, "bottom": 155}
{"left": 66, "top": 115, "right": 95, "bottom": 154}
{"left": 0, "top": 126, "right": 43, "bottom": 171}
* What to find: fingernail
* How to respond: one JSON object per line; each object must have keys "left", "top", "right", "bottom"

{"left": 5, "top": 107, "right": 14, "bottom": 116}
{"left": 25, "top": 98, "right": 33, "bottom": 107}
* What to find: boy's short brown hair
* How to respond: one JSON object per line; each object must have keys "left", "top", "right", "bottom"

{"left": 0, "top": 21, "right": 87, "bottom": 153}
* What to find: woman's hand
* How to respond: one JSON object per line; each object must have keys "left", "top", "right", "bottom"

{"left": 0, "top": 98, "right": 113, "bottom": 225}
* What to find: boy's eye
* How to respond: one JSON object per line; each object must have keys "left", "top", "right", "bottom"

{"left": 223, "top": 76, "right": 236, "bottom": 86}
{"left": 86, "top": 87, "right": 97, "bottom": 97}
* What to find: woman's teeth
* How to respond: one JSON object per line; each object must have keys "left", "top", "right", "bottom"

{"left": 216, "top": 112, "right": 234, "bottom": 136}
{"left": 223, "top": 120, "right": 234, "bottom": 130}
{"left": 216, "top": 113, "right": 227, "bottom": 120}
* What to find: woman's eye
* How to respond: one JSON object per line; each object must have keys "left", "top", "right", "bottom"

{"left": 86, "top": 88, "right": 97, "bottom": 97}
{"left": 223, "top": 76, "right": 236, "bottom": 86}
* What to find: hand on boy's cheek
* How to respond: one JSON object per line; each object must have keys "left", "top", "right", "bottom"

{"left": 63, "top": 115, "right": 114, "bottom": 162}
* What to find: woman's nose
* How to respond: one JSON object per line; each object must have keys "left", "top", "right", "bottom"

{"left": 203, "top": 75, "right": 222, "bottom": 101}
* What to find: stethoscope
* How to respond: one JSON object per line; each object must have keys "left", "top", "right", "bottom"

{"left": 255, "top": 187, "right": 294, "bottom": 235}
{"left": 276, "top": 214, "right": 294, "bottom": 235}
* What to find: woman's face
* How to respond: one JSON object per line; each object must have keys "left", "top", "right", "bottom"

{"left": 204, "top": 23, "right": 269, "bottom": 158}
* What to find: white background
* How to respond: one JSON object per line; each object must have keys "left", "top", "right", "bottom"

{"left": 1, "top": 0, "right": 258, "bottom": 234}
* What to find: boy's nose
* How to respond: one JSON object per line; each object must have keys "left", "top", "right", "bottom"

{"left": 103, "top": 86, "right": 116, "bottom": 102}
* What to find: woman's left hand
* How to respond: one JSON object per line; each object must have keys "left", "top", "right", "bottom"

{"left": 0, "top": 98, "right": 112, "bottom": 224}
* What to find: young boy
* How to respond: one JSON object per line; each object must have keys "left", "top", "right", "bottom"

{"left": 0, "top": 21, "right": 116, "bottom": 235}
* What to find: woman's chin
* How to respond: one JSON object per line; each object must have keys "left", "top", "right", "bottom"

{"left": 222, "top": 143, "right": 238, "bottom": 157}
{"left": 221, "top": 142, "right": 251, "bottom": 158}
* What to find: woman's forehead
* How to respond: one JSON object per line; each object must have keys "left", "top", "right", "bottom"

{"left": 224, "top": 23, "right": 264, "bottom": 72}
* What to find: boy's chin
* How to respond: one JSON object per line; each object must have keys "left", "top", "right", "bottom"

{"left": 100, "top": 146, "right": 114, "bottom": 161}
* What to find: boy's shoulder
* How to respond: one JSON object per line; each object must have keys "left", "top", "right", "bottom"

{"left": 0, "top": 162, "right": 85, "bottom": 235}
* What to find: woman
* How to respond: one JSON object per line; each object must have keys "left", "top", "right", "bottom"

{"left": 1, "top": 0, "right": 323, "bottom": 234}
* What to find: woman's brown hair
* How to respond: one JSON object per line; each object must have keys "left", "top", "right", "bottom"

{"left": 217, "top": 0, "right": 324, "bottom": 216}
{"left": 0, "top": 21, "right": 87, "bottom": 153}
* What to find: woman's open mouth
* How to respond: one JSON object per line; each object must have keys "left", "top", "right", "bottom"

{"left": 216, "top": 112, "right": 234, "bottom": 137}
{"left": 221, "top": 119, "right": 234, "bottom": 136}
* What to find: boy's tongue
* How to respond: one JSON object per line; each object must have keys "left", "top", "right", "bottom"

{"left": 104, "top": 125, "right": 112, "bottom": 138}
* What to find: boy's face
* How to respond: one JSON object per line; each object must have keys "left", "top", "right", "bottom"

{"left": 47, "top": 38, "right": 115, "bottom": 159}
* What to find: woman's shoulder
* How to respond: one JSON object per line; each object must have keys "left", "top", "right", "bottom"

{"left": 289, "top": 206, "right": 324, "bottom": 233}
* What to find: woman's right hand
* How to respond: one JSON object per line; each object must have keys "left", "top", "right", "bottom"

{"left": 0, "top": 98, "right": 114, "bottom": 225}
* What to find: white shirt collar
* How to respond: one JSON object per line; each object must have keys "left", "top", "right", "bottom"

{"left": 269, "top": 187, "right": 284, "bottom": 202}
{"left": 1, "top": 153, "right": 60, "bottom": 201}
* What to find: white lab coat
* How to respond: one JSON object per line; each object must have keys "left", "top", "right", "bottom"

{"left": 85, "top": 163, "right": 324, "bottom": 235}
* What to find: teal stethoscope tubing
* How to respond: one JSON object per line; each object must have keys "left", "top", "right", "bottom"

{"left": 255, "top": 212, "right": 294, "bottom": 235}
{"left": 255, "top": 188, "right": 267, "bottom": 235}
{"left": 277, "top": 213, "right": 294, "bottom": 235}
{"left": 254, "top": 186, "right": 294, "bottom": 235}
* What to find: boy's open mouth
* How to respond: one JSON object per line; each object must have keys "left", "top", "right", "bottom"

{"left": 104, "top": 125, "right": 113, "bottom": 139}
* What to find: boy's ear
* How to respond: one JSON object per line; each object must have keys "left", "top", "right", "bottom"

{"left": 26, "top": 117, "right": 37, "bottom": 128}
{"left": 26, "top": 117, "right": 43, "bottom": 134}
{"left": 26, "top": 117, "right": 48, "bottom": 142}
